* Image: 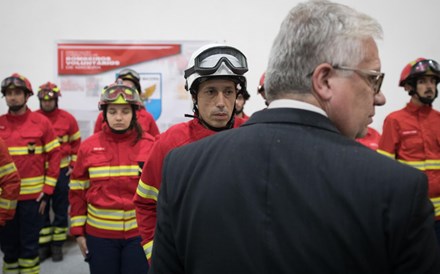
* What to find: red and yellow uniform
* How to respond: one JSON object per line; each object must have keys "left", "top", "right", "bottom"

{"left": 378, "top": 101, "right": 440, "bottom": 218}
{"left": 37, "top": 108, "right": 81, "bottom": 169}
{"left": 69, "top": 125, "right": 154, "bottom": 239}
{"left": 0, "top": 137, "right": 20, "bottom": 225}
{"left": 133, "top": 118, "right": 244, "bottom": 260}
{"left": 36, "top": 107, "right": 81, "bottom": 253}
{"left": 94, "top": 108, "right": 160, "bottom": 137}
{"left": 0, "top": 108, "right": 61, "bottom": 200}
{"left": 0, "top": 108, "right": 60, "bottom": 273}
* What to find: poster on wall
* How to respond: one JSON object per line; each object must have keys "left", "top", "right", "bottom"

{"left": 57, "top": 40, "right": 211, "bottom": 139}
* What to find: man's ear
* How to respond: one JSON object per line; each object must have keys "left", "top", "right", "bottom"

{"left": 311, "top": 63, "right": 334, "bottom": 101}
{"left": 404, "top": 83, "right": 413, "bottom": 92}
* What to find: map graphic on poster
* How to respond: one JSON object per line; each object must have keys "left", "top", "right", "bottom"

{"left": 57, "top": 41, "right": 211, "bottom": 138}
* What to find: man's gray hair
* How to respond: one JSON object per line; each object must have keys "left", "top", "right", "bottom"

{"left": 265, "top": 0, "right": 383, "bottom": 101}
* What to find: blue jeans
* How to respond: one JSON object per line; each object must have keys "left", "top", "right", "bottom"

{"left": 86, "top": 234, "right": 149, "bottom": 274}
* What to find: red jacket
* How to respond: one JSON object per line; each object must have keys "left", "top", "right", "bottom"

{"left": 356, "top": 127, "right": 381, "bottom": 151}
{"left": 133, "top": 117, "right": 245, "bottom": 260}
{"left": 94, "top": 108, "right": 160, "bottom": 137}
{"left": 0, "top": 137, "right": 21, "bottom": 225}
{"left": 36, "top": 108, "right": 81, "bottom": 168}
{"left": 69, "top": 125, "right": 154, "bottom": 239}
{"left": 378, "top": 101, "right": 440, "bottom": 219}
{"left": 0, "top": 108, "right": 61, "bottom": 200}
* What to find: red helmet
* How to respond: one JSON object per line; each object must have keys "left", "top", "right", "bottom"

{"left": 257, "top": 72, "right": 265, "bottom": 94}
{"left": 399, "top": 58, "right": 440, "bottom": 87}
{"left": 1, "top": 73, "right": 33, "bottom": 95}
{"left": 37, "top": 82, "right": 61, "bottom": 101}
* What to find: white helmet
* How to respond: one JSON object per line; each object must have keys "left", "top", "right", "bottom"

{"left": 184, "top": 44, "right": 248, "bottom": 94}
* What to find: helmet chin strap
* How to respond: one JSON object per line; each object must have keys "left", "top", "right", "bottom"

{"left": 188, "top": 99, "right": 235, "bottom": 132}
{"left": 410, "top": 84, "right": 437, "bottom": 105}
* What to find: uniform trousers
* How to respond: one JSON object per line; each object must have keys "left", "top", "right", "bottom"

{"left": 86, "top": 234, "right": 149, "bottom": 274}
{"left": 0, "top": 200, "right": 43, "bottom": 273}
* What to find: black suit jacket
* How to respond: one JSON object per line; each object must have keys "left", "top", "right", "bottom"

{"left": 150, "top": 108, "right": 440, "bottom": 274}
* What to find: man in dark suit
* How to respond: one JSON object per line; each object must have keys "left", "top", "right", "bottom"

{"left": 149, "top": 0, "right": 440, "bottom": 273}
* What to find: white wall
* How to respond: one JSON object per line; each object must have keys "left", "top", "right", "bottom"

{"left": 1, "top": 0, "right": 439, "bottom": 133}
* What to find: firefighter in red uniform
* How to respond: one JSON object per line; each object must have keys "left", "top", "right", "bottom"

{"left": 36, "top": 82, "right": 81, "bottom": 262}
{"left": 378, "top": 58, "right": 440, "bottom": 245}
{"left": 133, "top": 44, "right": 249, "bottom": 262}
{"left": 0, "top": 73, "right": 61, "bottom": 274}
{"left": 235, "top": 85, "right": 250, "bottom": 120}
{"left": 0, "top": 136, "right": 21, "bottom": 226}
{"left": 69, "top": 81, "right": 154, "bottom": 274}
{"left": 94, "top": 68, "right": 160, "bottom": 137}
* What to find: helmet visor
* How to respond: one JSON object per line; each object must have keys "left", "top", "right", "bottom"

{"left": 411, "top": 59, "right": 440, "bottom": 76}
{"left": 101, "top": 85, "right": 141, "bottom": 104}
{"left": 184, "top": 46, "right": 248, "bottom": 78}
{"left": 1, "top": 77, "right": 28, "bottom": 91}
{"left": 117, "top": 69, "right": 140, "bottom": 82}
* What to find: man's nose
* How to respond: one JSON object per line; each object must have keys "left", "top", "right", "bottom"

{"left": 374, "top": 90, "right": 386, "bottom": 106}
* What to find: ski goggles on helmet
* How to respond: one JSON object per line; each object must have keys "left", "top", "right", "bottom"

{"left": 184, "top": 46, "right": 248, "bottom": 78}
{"left": 1, "top": 77, "right": 28, "bottom": 91}
{"left": 117, "top": 68, "right": 140, "bottom": 82}
{"left": 100, "top": 84, "right": 141, "bottom": 104}
{"left": 38, "top": 89, "right": 59, "bottom": 100}
{"left": 410, "top": 59, "right": 440, "bottom": 76}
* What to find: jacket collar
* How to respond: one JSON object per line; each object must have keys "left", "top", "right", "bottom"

{"left": 243, "top": 107, "right": 339, "bottom": 135}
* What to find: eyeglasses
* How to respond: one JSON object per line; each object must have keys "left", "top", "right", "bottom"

{"left": 117, "top": 68, "right": 140, "bottom": 82}
{"left": 184, "top": 46, "right": 248, "bottom": 78}
{"left": 1, "top": 77, "right": 27, "bottom": 90}
{"left": 411, "top": 59, "right": 440, "bottom": 75}
{"left": 333, "top": 65, "right": 385, "bottom": 95}
{"left": 101, "top": 85, "right": 141, "bottom": 104}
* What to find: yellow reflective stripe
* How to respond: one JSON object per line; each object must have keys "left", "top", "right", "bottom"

{"left": 20, "top": 176, "right": 44, "bottom": 195}
{"left": 18, "top": 257, "right": 39, "bottom": 274}
{"left": 60, "top": 156, "right": 70, "bottom": 168}
{"left": 398, "top": 159, "right": 426, "bottom": 170}
{"left": 431, "top": 197, "right": 440, "bottom": 217}
{"left": 87, "top": 213, "right": 137, "bottom": 231}
{"left": 53, "top": 227, "right": 68, "bottom": 241}
{"left": 71, "top": 154, "right": 78, "bottom": 162}
{"left": 53, "top": 233, "right": 67, "bottom": 241}
{"left": 69, "top": 179, "right": 90, "bottom": 190}
{"left": 8, "top": 146, "right": 43, "bottom": 155}
{"left": 44, "top": 138, "right": 60, "bottom": 153}
{"left": 70, "top": 131, "right": 81, "bottom": 141}
{"left": 0, "top": 162, "right": 17, "bottom": 177}
{"left": 89, "top": 165, "right": 139, "bottom": 178}
{"left": 144, "top": 240, "right": 153, "bottom": 260}
{"left": 377, "top": 149, "right": 395, "bottom": 158}
{"left": 18, "top": 257, "right": 39, "bottom": 267}
{"left": 58, "top": 135, "right": 69, "bottom": 143}
{"left": 425, "top": 159, "right": 440, "bottom": 170}
{"left": 3, "top": 261, "right": 19, "bottom": 274}
{"left": 70, "top": 215, "right": 87, "bottom": 227}
{"left": 87, "top": 204, "right": 136, "bottom": 220}
{"left": 0, "top": 197, "right": 17, "bottom": 210}
{"left": 45, "top": 176, "right": 57, "bottom": 187}
{"left": 39, "top": 227, "right": 53, "bottom": 235}
{"left": 38, "top": 234, "right": 52, "bottom": 244}
{"left": 136, "top": 180, "right": 159, "bottom": 201}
